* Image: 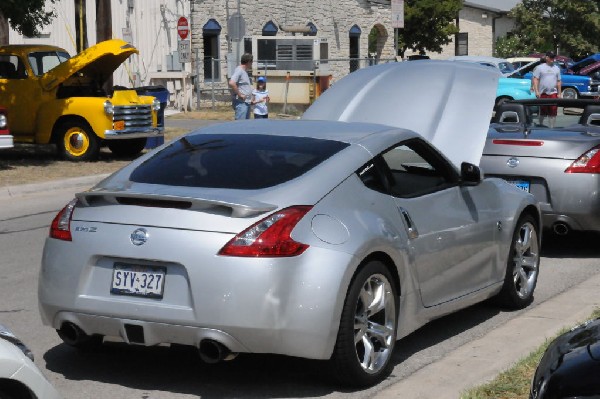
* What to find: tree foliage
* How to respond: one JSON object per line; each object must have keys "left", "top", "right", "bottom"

{"left": 510, "top": 0, "right": 600, "bottom": 59}
{"left": 494, "top": 35, "right": 535, "bottom": 59}
{"left": 397, "top": 0, "right": 463, "bottom": 58}
{"left": 0, "top": 0, "right": 56, "bottom": 44}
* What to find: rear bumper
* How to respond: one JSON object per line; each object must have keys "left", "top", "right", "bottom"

{"left": 38, "top": 233, "right": 355, "bottom": 360}
{"left": 482, "top": 156, "right": 600, "bottom": 232}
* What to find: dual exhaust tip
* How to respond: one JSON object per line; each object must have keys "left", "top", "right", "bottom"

{"left": 59, "top": 322, "right": 237, "bottom": 363}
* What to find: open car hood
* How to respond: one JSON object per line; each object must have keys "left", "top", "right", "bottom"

{"left": 302, "top": 60, "right": 498, "bottom": 168}
{"left": 40, "top": 39, "right": 137, "bottom": 91}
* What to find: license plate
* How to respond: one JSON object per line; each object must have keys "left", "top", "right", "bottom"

{"left": 114, "top": 120, "right": 125, "bottom": 130}
{"left": 506, "top": 179, "right": 530, "bottom": 192}
{"left": 111, "top": 263, "right": 166, "bottom": 298}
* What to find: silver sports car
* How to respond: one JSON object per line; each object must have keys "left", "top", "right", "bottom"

{"left": 39, "top": 62, "right": 540, "bottom": 387}
{"left": 482, "top": 99, "right": 600, "bottom": 235}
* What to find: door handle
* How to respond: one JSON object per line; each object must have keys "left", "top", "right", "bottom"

{"left": 398, "top": 207, "right": 419, "bottom": 239}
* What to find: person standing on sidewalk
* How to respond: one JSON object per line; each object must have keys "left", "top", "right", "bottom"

{"left": 229, "top": 53, "right": 253, "bottom": 120}
{"left": 252, "top": 76, "right": 270, "bottom": 119}
{"left": 532, "top": 51, "right": 562, "bottom": 128}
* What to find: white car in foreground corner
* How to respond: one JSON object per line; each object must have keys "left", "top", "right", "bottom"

{"left": 0, "top": 324, "right": 61, "bottom": 399}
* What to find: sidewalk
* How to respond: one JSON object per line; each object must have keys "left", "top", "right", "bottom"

{"left": 0, "top": 174, "right": 109, "bottom": 200}
{"left": 374, "top": 272, "right": 600, "bottom": 399}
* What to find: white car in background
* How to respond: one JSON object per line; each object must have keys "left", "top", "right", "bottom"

{"left": 0, "top": 324, "right": 61, "bottom": 399}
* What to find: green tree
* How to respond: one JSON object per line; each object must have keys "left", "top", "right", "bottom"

{"left": 494, "top": 35, "right": 535, "bottom": 58}
{"left": 0, "top": 0, "right": 56, "bottom": 45}
{"left": 510, "top": 0, "right": 600, "bottom": 58}
{"left": 397, "top": 0, "right": 463, "bottom": 58}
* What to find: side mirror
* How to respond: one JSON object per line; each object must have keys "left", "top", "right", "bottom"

{"left": 460, "top": 162, "right": 483, "bottom": 186}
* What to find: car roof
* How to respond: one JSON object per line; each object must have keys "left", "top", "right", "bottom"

{"left": 187, "top": 119, "right": 410, "bottom": 146}
{"left": 0, "top": 44, "right": 67, "bottom": 54}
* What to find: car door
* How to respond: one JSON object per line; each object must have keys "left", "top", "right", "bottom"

{"left": 378, "top": 138, "right": 500, "bottom": 307}
{"left": 0, "top": 53, "right": 40, "bottom": 138}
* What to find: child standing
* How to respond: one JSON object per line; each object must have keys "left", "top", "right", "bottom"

{"left": 252, "top": 76, "right": 269, "bottom": 119}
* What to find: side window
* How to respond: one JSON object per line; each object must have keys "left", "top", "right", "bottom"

{"left": 378, "top": 139, "right": 458, "bottom": 197}
{"left": 0, "top": 55, "right": 27, "bottom": 79}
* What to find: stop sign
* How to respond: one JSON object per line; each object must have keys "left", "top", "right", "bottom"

{"left": 177, "top": 16, "right": 189, "bottom": 40}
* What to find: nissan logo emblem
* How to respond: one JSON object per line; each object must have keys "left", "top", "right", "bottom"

{"left": 130, "top": 228, "right": 149, "bottom": 246}
{"left": 507, "top": 157, "right": 519, "bottom": 168}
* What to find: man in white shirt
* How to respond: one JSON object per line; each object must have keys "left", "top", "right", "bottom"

{"left": 532, "top": 51, "right": 562, "bottom": 127}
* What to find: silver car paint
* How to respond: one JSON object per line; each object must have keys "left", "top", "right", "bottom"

{"left": 39, "top": 65, "right": 538, "bottom": 363}
{"left": 482, "top": 122, "right": 600, "bottom": 231}
{"left": 302, "top": 60, "right": 499, "bottom": 168}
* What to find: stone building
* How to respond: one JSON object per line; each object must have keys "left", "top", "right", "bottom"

{"left": 191, "top": 0, "right": 397, "bottom": 87}
{"left": 192, "top": 0, "right": 522, "bottom": 86}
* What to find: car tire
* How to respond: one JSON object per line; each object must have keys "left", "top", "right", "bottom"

{"left": 330, "top": 260, "right": 398, "bottom": 387}
{"left": 496, "top": 214, "right": 540, "bottom": 309}
{"left": 107, "top": 138, "right": 147, "bottom": 158}
{"left": 56, "top": 120, "right": 100, "bottom": 161}
{"left": 561, "top": 87, "right": 578, "bottom": 100}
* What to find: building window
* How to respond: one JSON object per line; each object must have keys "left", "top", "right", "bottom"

{"left": 349, "top": 25, "right": 361, "bottom": 73}
{"left": 203, "top": 19, "right": 222, "bottom": 80}
{"left": 456, "top": 32, "right": 468, "bottom": 56}
{"left": 262, "top": 20, "right": 278, "bottom": 36}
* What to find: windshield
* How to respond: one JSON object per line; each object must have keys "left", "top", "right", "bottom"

{"left": 28, "top": 50, "right": 71, "bottom": 76}
{"left": 498, "top": 62, "right": 515, "bottom": 74}
{"left": 130, "top": 133, "right": 349, "bottom": 189}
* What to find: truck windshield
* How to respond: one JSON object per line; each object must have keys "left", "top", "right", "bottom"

{"left": 28, "top": 51, "right": 71, "bottom": 76}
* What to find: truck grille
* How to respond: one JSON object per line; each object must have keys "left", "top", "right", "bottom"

{"left": 113, "top": 105, "right": 152, "bottom": 129}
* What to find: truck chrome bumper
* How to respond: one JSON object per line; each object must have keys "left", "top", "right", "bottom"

{"left": 104, "top": 127, "right": 164, "bottom": 140}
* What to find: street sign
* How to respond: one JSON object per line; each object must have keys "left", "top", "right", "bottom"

{"left": 177, "top": 16, "right": 189, "bottom": 40}
{"left": 391, "top": 0, "right": 404, "bottom": 29}
{"left": 178, "top": 39, "right": 191, "bottom": 63}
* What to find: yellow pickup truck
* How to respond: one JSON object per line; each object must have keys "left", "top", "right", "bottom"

{"left": 0, "top": 39, "right": 163, "bottom": 161}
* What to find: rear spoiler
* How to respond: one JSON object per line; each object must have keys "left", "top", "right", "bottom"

{"left": 75, "top": 191, "right": 277, "bottom": 218}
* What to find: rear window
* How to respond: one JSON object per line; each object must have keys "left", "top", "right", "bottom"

{"left": 130, "top": 133, "right": 348, "bottom": 189}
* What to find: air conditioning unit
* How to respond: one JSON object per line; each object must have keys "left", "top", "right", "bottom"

{"left": 250, "top": 36, "right": 329, "bottom": 75}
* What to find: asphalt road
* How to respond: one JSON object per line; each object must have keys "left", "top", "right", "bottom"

{"left": 2, "top": 187, "right": 600, "bottom": 399}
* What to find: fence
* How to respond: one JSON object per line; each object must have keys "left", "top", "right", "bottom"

{"left": 194, "top": 57, "right": 397, "bottom": 111}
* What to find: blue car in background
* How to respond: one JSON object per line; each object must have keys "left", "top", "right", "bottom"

{"left": 448, "top": 56, "right": 536, "bottom": 106}
{"left": 509, "top": 57, "right": 596, "bottom": 99}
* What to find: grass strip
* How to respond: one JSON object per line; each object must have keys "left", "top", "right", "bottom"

{"left": 461, "top": 308, "right": 600, "bottom": 399}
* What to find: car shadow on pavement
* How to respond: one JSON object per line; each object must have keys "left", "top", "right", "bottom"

{"left": 42, "top": 303, "right": 502, "bottom": 397}
{"left": 541, "top": 231, "right": 600, "bottom": 259}
{"left": 44, "top": 342, "right": 339, "bottom": 397}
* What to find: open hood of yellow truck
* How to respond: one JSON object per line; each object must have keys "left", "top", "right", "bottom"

{"left": 40, "top": 39, "right": 137, "bottom": 91}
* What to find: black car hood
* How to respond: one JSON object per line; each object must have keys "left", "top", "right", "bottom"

{"left": 531, "top": 318, "right": 600, "bottom": 399}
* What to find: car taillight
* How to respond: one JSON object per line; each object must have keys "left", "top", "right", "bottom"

{"left": 565, "top": 147, "right": 600, "bottom": 173}
{"left": 218, "top": 206, "right": 312, "bottom": 257}
{"left": 50, "top": 198, "right": 78, "bottom": 241}
{"left": 492, "top": 139, "right": 544, "bottom": 146}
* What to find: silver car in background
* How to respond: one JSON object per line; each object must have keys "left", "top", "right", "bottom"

{"left": 482, "top": 99, "right": 600, "bottom": 235}
{"left": 39, "top": 62, "right": 540, "bottom": 387}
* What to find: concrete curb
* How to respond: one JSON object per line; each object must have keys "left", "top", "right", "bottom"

{"left": 0, "top": 174, "right": 109, "bottom": 200}
{"left": 373, "top": 273, "right": 600, "bottom": 399}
